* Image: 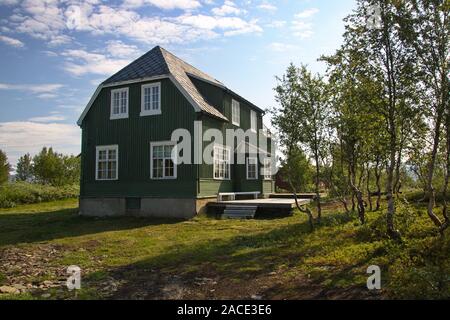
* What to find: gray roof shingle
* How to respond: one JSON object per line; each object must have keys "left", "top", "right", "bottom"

{"left": 103, "top": 46, "right": 228, "bottom": 120}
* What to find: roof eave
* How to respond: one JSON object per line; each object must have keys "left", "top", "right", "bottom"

{"left": 187, "top": 72, "right": 265, "bottom": 114}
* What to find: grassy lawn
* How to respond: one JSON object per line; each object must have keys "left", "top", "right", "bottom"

{"left": 0, "top": 196, "right": 449, "bottom": 300}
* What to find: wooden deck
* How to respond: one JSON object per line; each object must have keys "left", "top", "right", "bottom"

{"left": 214, "top": 198, "right": 309, "bottom": 208}
{"left": 207, "top": 197, "right": 311, "bottom": 217}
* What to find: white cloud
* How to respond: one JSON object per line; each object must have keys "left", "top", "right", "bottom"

{"left": 266, "top": 20, "right": 285, "bottom": 28}
{"left": 295, "top": 8, "right": 319, "bottom": 19}
{"left": 0, "top": 0, "right": 20, "bottom": 5}
{"left": 268, "top": 42, "right": 298, "bottom": 52}
{"left": 0, "top": 83, "right": 63, "bottom": 94}
{"left": 28, "top": 115, "right": 66, "bottom": 122}
{"left": 65, "top": 5, "right": 217, "bottom": 44}
{"left": 0, "top": 121, "right": 80, "bottom": 166}
{"left": 61, "top": 49, "right": 131, "bottom": 76}
{"left": 258, "top": 3, "right": 276, "bottom": 11}
{"left": 211, "top": 1, "right": 244, "bottom": 16}
{"left": 122, "top": 0, "right": 201, "bottom": 10}
{"left": 37, "top": 93, "right": 58, "bottom": 99}
{"left": 3, "top": 1, "right": 262, "bottom": 46}
{"left": 175, "top": 14, "right": 262, "bottom": 36}
{"left": 291, "top": 8, "right": 318, "bottom": 39}
{"left": 106, "top": 40, "right": 142, "bottom": 59}
{"left": 0, "top": 35, "right": 25, "bottom": 48}
{"left": 13, "top": 0, "right": 69, "bottom": 45}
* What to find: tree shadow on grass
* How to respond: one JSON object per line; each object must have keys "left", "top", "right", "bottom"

{"left": 82, "top": 212, "right": 383, "bottom": 300}
{"left": 0, "top": 208, "right": 183, "bottom": 247}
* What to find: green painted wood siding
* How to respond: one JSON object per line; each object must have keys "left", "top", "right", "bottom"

{"left": 192, "top": 80, "right": 268, "bottom": 197}
{"left": 80, "top": 78, "right": 197, "bottom": 198}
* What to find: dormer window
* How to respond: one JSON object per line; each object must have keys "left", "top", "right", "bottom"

{"left": 110, "top": 88, "right": 128, "bottom": 120}
{"left": 232, "top": 99, "right": 240, "bottom": 126}
{"left": 141, "top": 82, "right": 161, "bottom": 116}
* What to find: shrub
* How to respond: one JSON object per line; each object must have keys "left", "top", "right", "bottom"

{"left": 0, "top": 182, "right": 79, "bottom": 208}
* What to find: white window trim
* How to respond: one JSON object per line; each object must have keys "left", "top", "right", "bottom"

{"left": 250, "top": 110, "right": 257, "bottom": 132}
{"left": 246, "top": 157, "right": 258, "bottom": 180}
{"left": 231, "top": 99, "right": 240, "bottom": 126}
{"left": 95, "top": 145, "right": 119, "bottom": 181}
{"left": 150, "top": 141, "right": 177, "bottom": 180}
{"left": 110, "top": 87, "right": 129, "bottom": 120}
{"left": 141, "top": 82, "right": 161, "bottom": 116}
{"left": 263, "top": 158, "right": 272, "bottom": 180}
{"left": 213, "top": 144, "right": 231, "bottom": 180}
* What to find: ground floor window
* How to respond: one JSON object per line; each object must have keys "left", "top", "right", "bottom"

{"left": 151, "top": 142, "right": 177, "bottom": 179}
{"left": 214, "top": 145, "right": 230, "bottom": 180}
{"left": 96, "top": 145, "right": 118, "bottom": 180}
{"left": 246, "top": 157, "right": 258, "bottom": 180}
{"left": 263, "top": 158, "right": 272, "bottom": 180}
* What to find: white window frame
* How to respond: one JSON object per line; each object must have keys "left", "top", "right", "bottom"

{"left": 110, "top": 87, "right": 129, "bottom": 120}
{"left": 213, "top": 144, "right": 231, "bottom": 180}
{"left": 95, "top": 145, "right": 119, "bottom": 181}
{"left": 141, "top": 82, "right": 161, "bottom": 116}
{"left": 150, "top": 141, "right": 177, "bottom": 180}
{"left": 263, "top": 158, "right": 272, "bottom": 180}
{"left": 231, "top": 99, "right": 240, "bottom": 126}
{"left": 250, "top": 110, "right": 257, "bottom": 132}
{"left": 246, "top": 157, "right": 258, "bottom": 180}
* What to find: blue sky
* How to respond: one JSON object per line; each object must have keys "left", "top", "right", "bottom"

{"left": 0, "top": 0, "right": 356, "bottom": 167}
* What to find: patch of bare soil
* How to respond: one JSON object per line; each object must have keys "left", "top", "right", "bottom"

{"left": 104, "top": 265, "right": 384, "bottom": 300}
{"left": 0, "top": 244, "right": 70, "bottom": 296}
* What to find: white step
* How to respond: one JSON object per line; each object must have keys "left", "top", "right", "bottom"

{"left": 222, "top": 206, "right": 257, "bottom": 219}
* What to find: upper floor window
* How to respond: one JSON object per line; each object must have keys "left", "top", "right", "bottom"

{"left": 246, "top": 157, "right": 258, "bottom": 180}
{"left": 110, "top": 88, "right": 128, "bottom": 120}
{"left": 232, "top": 99, "right": 240, "bottom": 126}
{"left": 141, "top": 83, "right": 161, "bottom": 116}
{"left": 151, "top": 141, "right": 177, "bottom": 179}
{"left": 263, "top": 158, "right": 272, "bottom": 180}
{"left": 96, "top": 145, "right": 118, "bottom": 181}
{"left": 250, "top": 110, "right": 257, "bottom": 132}
{"left": 214, "top": 145, "right": 231, "bottom": 180}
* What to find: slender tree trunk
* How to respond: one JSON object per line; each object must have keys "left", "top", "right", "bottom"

{"left": 383, "top": 16, "right": 401, "bottom": 240}
{"left": 350, "top": 161, "right": 365, "bottom": 224}
{"left": 439, "top": 111, "right": 450, "bottom": 235}
{"left": 289, "top": 179, "right": 314, "bottom": 231}
{"left": 394, "top": 135, "right": 404, "bottom": 194}
{"left": 341, "top": 197, "right": 350, "bottom": 214}
{"left": 375, "top": 175, "right": 382, "bottom": 211}
{"left": 314, "top": 152, "right": 322, "bottom": 222}
{"left": 425, "top": 109, "right": 445, "bottom": 228}
{"left": 367, "top": 165, "right": 373, "bottom": 211}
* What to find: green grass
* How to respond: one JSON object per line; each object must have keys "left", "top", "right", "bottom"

{"left": 0, "top": 196, "right": 449, "bottom": 299}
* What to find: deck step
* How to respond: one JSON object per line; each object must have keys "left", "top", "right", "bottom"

{"left": 222, "top": 206, "right": 257, "bottom": 219}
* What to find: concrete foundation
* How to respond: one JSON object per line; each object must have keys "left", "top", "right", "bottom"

{"left": 79, "top": 198, "right": 126, "bottom": 217}
{"left": 139, "top": 198, "right": 196, "bottom": 219}
{"left": 79, "top": 197, "right": 216, "bottom": 219}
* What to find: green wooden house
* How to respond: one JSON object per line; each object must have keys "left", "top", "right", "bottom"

{"left": 77, "top": 46, "right": 274, "bottom": 218}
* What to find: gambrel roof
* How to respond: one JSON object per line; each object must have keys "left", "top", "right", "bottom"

{"left": 78, "top": 46, "right": 240, "bottom": 125}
